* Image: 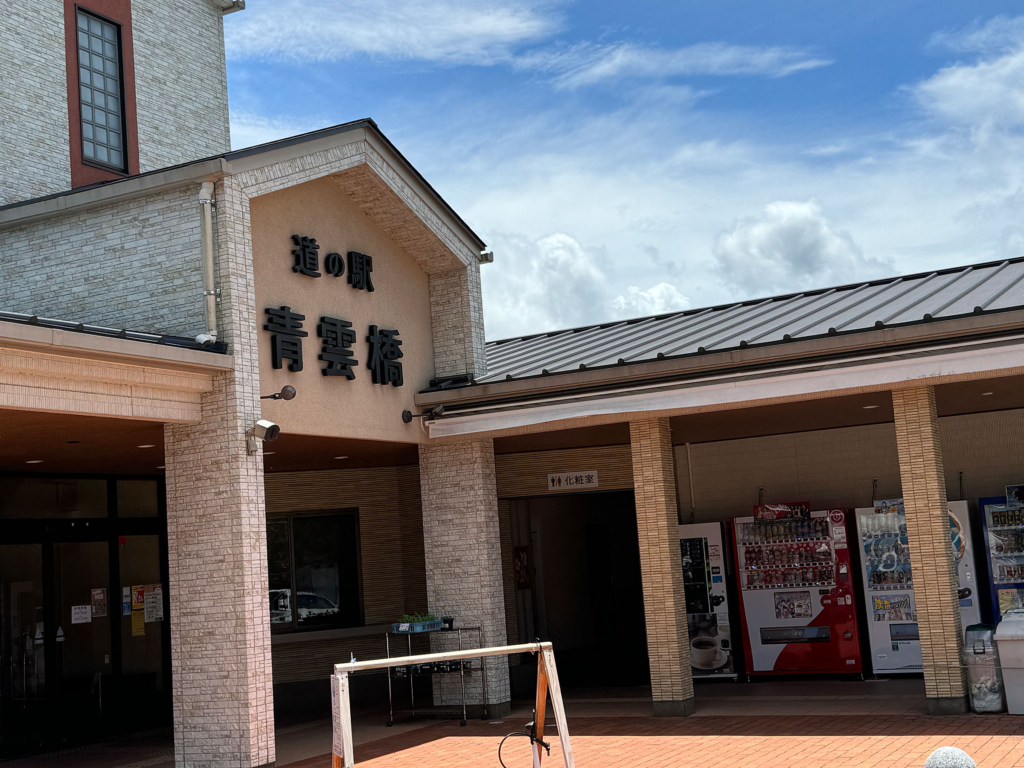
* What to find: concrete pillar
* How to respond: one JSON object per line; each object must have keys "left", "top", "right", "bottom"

{"left": 163, "top": 175, "right": 274, "bottom": 767}
{"left": 419, "top": 438, "right": 511, "bottom": 715}
{"left": 892, "top": 386, "right": 968, "bottom": 714}
{"left": 629, "top": 418, "right": 694, "bottom": 716}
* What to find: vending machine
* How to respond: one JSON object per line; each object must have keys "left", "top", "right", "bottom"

{"left": 855, "top": 499, "right": 981, "bottom": 674}
{"left": 678, "top": 522, "right": 736, "bottom": 678}
{"left": 979, "top": 491, "right": 1024, "bottom": 622}
{"left": 732, "top": 505, "right": 862, "bottom": 675}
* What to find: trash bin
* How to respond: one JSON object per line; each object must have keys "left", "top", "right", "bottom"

{"left": 964, "top": 624, "right": 1004, "bottom": 713}
{"left": 994, "top": 609, "right": 1024, "bottom": 715}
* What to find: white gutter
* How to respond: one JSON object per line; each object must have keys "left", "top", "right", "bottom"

{"left": 199, "top": 182, "right": 218, "bottom": 344}
{"left": 427, "top": 333, "right": 1024, "bottom": 438}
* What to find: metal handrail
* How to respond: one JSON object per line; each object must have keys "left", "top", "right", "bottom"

{"left": 334, "top": 641, "right": 550, "bottom": 674}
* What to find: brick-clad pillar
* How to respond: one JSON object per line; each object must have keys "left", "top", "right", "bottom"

{"left": 892, "top": 386, "right": 968, "bottom": 714}
{"left": 419, "top": 438, "right": 511, "bottom": 715}
{"left": 163, "top": 176, "right": 275, "bottom": 767}
{"left": 629, "top": 418, "right": 694, "bottom": 716}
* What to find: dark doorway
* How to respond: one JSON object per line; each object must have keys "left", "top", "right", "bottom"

{"left": 509, "top": 491, "right": 649, "bottom": 688}
{"left": 0, "top": 476, "right": 170, "bottom": 757}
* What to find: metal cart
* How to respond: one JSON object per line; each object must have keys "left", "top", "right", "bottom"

{"left": 385, "top": 625, "right": 488, "bottom": 726}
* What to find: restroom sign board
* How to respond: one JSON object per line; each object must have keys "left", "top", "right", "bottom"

{"left": 547, "top": 471, "right": 599, "bottom": 491}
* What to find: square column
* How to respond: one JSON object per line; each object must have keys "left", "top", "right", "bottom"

{"left": 419, "top": 438, "right": 511, "bottom": 715}
{"left": 163, "top": 176, "right": 274, "bottom": 767}
{"left": 629, "top": 419, "right": 694, "bottom": 716}
{"left": 892, "top": 387, "right": 968, "bottom": 714}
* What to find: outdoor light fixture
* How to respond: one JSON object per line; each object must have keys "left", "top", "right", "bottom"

{"left": 862, "top": 405, "right": 880, "bottom": 410}
{"left": 982, "top": 392, "right": 994, "bottom": 396}
{"left": 261, "top": 385, "right": 297, "bottom": 401}
{"left": 246, "top": 418, "right": 281, "bottom": 455}
{"left": 401, "top": 404, "right": 445, "bottom": 424}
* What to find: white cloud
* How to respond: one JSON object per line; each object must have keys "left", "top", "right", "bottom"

{"left": 916, "top": 15, "right": 1024, "bottom": 127}
{"left": 930, "top": 14, "right": 1024, "bottom": 54}
{"left": 224, "top": 0, "right": 557, "bottom": 65}
{"left": 611, "top": 283, "right": 690, "bottom": 317}
{"left": 480, "top": 232, "right": 688, "bottom": 339}
{"left": 518, "top": 41, "right": 830, "bottom": 89}
{"left": 712, "top": 200, "right": 893, "bottom": 296}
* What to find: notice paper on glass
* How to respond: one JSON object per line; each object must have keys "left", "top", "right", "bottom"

{"left": 91, "top": 588, "right": 108, "bottom": 618}
{"left": 132, "top": 609, "right": 146, "bottom": 637}
{"left": 144, "top": 584, "right": 164, "bottom": 622}
{"left": 71, "top": 605, "right": 92, "bottom": 624}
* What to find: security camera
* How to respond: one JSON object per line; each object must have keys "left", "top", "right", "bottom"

{"left": 195, "top": 333, "right": 215, "bottom": 347}
{"left": 246, "top": 418, "right": 281, "bottom": 456}
{"left": 252, "top": 419, "right": 280, "bottom": 442}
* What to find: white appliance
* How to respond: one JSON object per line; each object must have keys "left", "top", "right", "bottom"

{"left": 678, "top": 522, "right": 736, "bottom": 677}
{"left": 855, "top": 499, "right": 981, "bottom": 674}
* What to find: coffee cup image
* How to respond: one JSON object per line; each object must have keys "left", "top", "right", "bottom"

{"left": 690, "top": 636, "right": 720, "bottom": 667}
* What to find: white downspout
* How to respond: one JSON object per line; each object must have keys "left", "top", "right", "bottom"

{"left": 199, "top": 182, "right": 218, "bottom": 343}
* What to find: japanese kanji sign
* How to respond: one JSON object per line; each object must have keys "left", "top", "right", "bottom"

{"left": 547, "top": 471, "right": 600, "bottom": 491}
{"left": 263, "top": 234, "right": 402, "bottom": 385}
{"left": 289, "top": 233, "right": 373, "bottom": 292}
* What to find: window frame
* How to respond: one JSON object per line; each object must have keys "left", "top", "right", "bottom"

{"left": 268, "top": 508, "right": 364, "bottom": 634}
{"left": 74, "top": 6, "right": 129, "bottom": 174}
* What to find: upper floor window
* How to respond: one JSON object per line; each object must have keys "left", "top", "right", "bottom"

{"left": 76, "top": 11, "right": 125, "bottom": 172}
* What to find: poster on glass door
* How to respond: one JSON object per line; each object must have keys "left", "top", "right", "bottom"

{"left": 678, "top": 522, "right": 736, "bottom": 677}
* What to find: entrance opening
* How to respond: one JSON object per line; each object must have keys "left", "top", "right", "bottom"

{"left": 0, "top": 410, "right": 168, "bottom": 757}
{"left": 509, "top": 491, "right": 649, "bottom": 689}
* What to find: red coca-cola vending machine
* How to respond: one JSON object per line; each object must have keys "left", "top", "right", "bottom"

{"left": 732, "top": 504, "right": 862, "bottom": 675}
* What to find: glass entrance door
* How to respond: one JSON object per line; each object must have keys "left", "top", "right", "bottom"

{"left": 53, "top": 542, "right": 111, "bottom": 741}
{"left": 0, "top": 545, "right": 46, "bottom": 753}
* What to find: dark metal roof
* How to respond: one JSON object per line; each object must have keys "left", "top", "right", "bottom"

{"left": 0, "top": 311, "right": 228, "bottom": 353}
{"left": 482, "top": 258, "right": 1024, "bottom": 383}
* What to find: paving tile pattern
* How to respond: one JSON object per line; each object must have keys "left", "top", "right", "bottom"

{"left": 286, "top": 714, "right": 1024, "bottom": 768}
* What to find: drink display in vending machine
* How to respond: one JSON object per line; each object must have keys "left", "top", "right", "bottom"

{"left": 678, "top": 522, "right": 736, "bottom": 678}
{"left": 980, "top": 487, "right": 1024, "bottom": 622}
{"left": 732, "top": 505, "right": 862, "bottom": 675}
{"left": 855, "top": 499, "right": 981, "bottom": 674}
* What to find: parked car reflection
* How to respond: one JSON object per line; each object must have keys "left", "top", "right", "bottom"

{"left": 269, "top": 589, "right": 340, "bottom": 625}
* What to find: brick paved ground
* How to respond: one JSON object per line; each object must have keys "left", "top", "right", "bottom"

{"left": 284, "top": 714, "right": 1024, "bottom": 768}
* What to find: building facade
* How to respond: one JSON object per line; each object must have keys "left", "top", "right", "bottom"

{"left": 3, "top": 3, "right": 1024, "bottom": 767}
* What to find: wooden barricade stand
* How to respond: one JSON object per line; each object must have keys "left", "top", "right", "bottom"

{"left": 331, "top": 641, "right": 574, "bottom": 768}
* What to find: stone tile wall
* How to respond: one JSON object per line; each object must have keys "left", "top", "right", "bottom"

{"left": 1, "top": 0, "right": 71, "bottom": 205}
{"left": 132, "top": 1, "right": 232, "bottom": 172}
{"left": 419, "top": 439, "right": 510, "bottom": 709}
{"left": 0, "top": 186, "right": 205, "bottom": 336}
{"left": 163, "top": 175, "right": 274, "bottom": 768}
{"left": 629, "top": 418, "right": 694, "bottom": 715}
{"left": 892, "top": 387, "right": 968, "bottom": 710}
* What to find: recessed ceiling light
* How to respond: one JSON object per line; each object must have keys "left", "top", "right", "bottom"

{"left": 67, "top": 440, "right": 80, "bottom": 444}
{"left": 981, "top": 392, "right": 994, "bottom": 396}
{"left": 263, "top": 452, "right": 276, "bottom": 456}
{"left": 26, "top": 460, "right": 43, "bottom": 464}
{"left": 334, "top": 456, "right": 349, "bottom": 460}
{"left": 137, "top": 444, "right": 156, "bottom": 449}
{"left": 862, "top": 405, "right": 880, "bottom": 410}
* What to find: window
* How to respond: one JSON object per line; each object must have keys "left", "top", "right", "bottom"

{"left": 267, "top": 511, "right": 362, "bottom": 632}
{"left": 76, "top": 10, "right": 125, "bottom": 171}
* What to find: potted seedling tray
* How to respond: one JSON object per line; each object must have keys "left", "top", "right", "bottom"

{"left": 392, "top": 614, "right": 443, "bottom": 633}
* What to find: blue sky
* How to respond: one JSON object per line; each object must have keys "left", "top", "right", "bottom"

{"left": 224, "top": 2, "right": 1024, "bottom": 340}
